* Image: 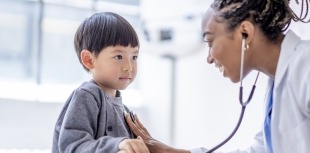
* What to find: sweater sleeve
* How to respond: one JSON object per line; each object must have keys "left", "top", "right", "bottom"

{"left": 57, "top": 88, "right": 126, "bottom": 153}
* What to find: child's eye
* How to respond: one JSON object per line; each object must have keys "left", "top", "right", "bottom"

{"left": 114, "top": 55, "right": 123, "bottom": 60}
{"left": 133, "top": 56, "right": 138, "bottom": 60}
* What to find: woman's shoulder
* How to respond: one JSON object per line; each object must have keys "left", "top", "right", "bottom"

{"left": 290, "top": 39, "right": 310, "bottom": 69}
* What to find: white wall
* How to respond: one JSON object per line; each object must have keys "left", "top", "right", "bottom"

{"left": 174, "top": 49, "right": 268, "bottom": 151}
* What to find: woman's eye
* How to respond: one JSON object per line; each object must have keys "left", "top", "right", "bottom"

{"left": 114, "top": 55, "right": 123, "bottom": 60}
{"left": 204, "top": 40, "right": 212, "bottom": 47}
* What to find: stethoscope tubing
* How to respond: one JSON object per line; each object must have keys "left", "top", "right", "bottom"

{"left": 206, "top": 105, "right": 246, "bottom": 153}
{"left": 206, "top": 36, "right": 260, "bottom": 153}
{"left": 206, "top": 83, "right": 257, "bottom": 153}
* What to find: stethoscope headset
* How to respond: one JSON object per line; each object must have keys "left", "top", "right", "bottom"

{"left": 206, "top": 33, "right": 260, "bottom": 153}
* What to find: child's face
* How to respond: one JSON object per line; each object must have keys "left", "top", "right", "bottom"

{"left": 91, "top": 45, "right": 139, "bottom": 93}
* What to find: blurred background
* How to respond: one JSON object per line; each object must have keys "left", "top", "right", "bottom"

{"left": 0, "top": 0, "right": 309, "bottom": 152}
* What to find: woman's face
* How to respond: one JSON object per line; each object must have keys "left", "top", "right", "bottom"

{"left": 201, "top": 9, "right": 251, "bottom": 83}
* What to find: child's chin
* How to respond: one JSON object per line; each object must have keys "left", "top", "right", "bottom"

{"left": 118, "top": 86, "right": 128, "bottom": 90}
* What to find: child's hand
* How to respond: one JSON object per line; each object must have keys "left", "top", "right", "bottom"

{"left": 118, "top": 136, "right": 150, "bottom": 153}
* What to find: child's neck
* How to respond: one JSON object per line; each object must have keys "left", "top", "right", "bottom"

{"left": 101, "top": 87, "right": 117, "bottom": 98}
{"left": 92, "top": 80, "right": 117, "bottom": 97}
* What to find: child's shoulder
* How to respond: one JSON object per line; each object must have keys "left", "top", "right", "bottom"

{"left": 74, "top": 80, "right": 103, "bottom": 97}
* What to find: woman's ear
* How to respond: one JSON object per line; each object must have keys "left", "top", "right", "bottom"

{"left": 81, "top": 50, "right": 94, "bottom": 70}
{"left": 239, "top": 21, "right": 254, "bottom": 45}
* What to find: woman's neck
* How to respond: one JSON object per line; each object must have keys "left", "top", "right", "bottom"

{"left": 251, "top": 34, "right": 284, "bottom": 80}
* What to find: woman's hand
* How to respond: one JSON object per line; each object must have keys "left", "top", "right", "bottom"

{"left": 124, "top": 113, "right": 190, "bottom": 153}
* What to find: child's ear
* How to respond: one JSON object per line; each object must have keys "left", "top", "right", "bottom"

{"left": 81, "top": 50, "right": 94, "bottom": 69}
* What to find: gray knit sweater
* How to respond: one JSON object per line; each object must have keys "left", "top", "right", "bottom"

{"left": 52, "top": 80, "right": 134, "bottom": 153}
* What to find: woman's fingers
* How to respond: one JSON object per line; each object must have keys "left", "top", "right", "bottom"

{"left": 125, "top": 113, "right": 146, "bottom": 138}
{"left": 135, "top": 114, "right": 151, "bottom": 136}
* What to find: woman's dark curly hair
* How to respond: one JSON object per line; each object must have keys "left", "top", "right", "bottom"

{"left": 211, "top": 0, "right": 310, "bottom": 40}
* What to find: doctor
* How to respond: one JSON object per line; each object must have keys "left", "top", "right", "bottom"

{"left": 124, "top": 0, "right": 310, "bottom": 153}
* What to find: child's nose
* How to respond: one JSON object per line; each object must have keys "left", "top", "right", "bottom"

{"left": 122, "top": 60, "right": 133, "bottom": 72}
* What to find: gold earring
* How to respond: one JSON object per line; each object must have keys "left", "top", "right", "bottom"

{"left": 245, "top": 44, "right": 249, "bottom": 50}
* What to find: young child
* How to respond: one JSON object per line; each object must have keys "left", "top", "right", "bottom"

{"left": 52, "top": 12, "right": 149, "bottom": 153}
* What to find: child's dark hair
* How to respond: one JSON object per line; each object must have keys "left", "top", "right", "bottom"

{"left": 74, "top": 12, "right": 140, "bottom": 71}
{"left": 211, "top": 0, "right": 310, "bottom": 41}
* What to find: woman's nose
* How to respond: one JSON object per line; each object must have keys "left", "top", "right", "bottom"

{"left": 207, "top": 49, "right": 214, "bottom": 64}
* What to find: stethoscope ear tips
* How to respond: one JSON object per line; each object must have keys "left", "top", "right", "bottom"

{"left": 242, "top": 33, "right": 248, "bottom": 39}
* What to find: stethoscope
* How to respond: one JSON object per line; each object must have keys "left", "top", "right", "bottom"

{"left": 206, "top": 35, "right": 260, "bottom": 153}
